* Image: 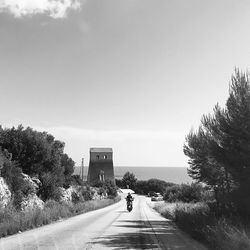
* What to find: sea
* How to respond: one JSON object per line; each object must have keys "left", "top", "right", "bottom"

{"left": 74, "top": 166, "right": 193, "bottom": 184}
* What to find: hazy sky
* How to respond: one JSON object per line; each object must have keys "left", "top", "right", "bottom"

{"left": 0, "top": 0, "right": 249, "bottom": 166}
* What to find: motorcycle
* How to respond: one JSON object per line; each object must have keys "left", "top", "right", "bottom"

{"left": 126, "top": 198, "right": 134, "bottom": 212}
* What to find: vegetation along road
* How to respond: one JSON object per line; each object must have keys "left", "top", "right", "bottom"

{"left": 0, "top": 194, "right": 207, "bottom": 250}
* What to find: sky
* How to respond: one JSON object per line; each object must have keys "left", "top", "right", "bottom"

{"left": 0, "top": 0, "right": 249, "bottom": 167}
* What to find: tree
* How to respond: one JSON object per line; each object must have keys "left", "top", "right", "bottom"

{"left": 0, "top": 147, "right": 35, "bottom": 208}
{"left": 61, "top": 153, "right": 75, "bottom": 188}
{"left": 122, "top": 171, "right": 137, "bottom": 190}
{"left": 134, "top": 180, "right": 148, "bottom": 194}
{"left": 0, "top": 125, "right": 75, "bottom": 200}
{"left": 184, "top": 69, "right": 250, "bottom": 217}
{"left": 135, "top": 179, "right": 174, "bottom": 195}
{"left": 147, "top": 178, "right": 173, "bottom": 194}
{"left": 115, "top": 178, "right": 123, "bottom": 188}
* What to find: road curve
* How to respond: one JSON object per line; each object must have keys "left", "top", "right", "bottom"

{"left": 0, "top": 195, "right": 207, "bottom": 250}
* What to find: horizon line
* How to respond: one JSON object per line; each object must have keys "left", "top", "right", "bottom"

{"left": 74, "top": 165, "right": 188, "bottom": 168}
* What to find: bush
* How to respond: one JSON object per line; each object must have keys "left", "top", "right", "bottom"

{"left": 117, "top": 173, "right": 174, "bottom": 195}
{"left": 92, "top": 180, "right": 117, "bottom": 198}
{"left": 103, "top": 179, "right": 117, "bottom": 197}
{"left": 1, "top": 157, "right": 37, "bottom": 209}
{"left": 115, "top": 178, "right": 122, "bottom": 188}
{"left": 71, "top": 175, "right": 84, "bottom": 186}
{"left": 71, "top": 191, "right": 81, "bottom": 203}
{"left": 71, "top": 186, "right": 94, "bottom": 203}
{"left": 81, "top": 189, "right": 93, "bottom": 201}
{"left": 164, "top": 183, "right": 209, "bottom": 203}
{"left": 135, "top": 179, "right": 174, "bottom": 195}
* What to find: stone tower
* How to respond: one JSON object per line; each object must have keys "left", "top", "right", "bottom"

{"left": 87, "top": 148, "right": 115, "bottom": 185}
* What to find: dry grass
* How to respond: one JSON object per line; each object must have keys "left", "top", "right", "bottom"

{"left": 154, "top": 202, "right": 177, "bottom": 220}
{"left": 205, "top": 218, "right": 250, "bottom": 250}
{"left": 154, "top": 202, "right": 250, "bottom": 250}
{"left": 0, "top": 196, "right": 120, "bottom": 238}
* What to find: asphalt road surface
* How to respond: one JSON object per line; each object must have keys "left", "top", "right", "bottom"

{"left": 0, "top": 195, "right": 207, "bottom": 250}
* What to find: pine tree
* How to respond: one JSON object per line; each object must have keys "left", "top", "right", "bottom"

{"left": 184, "top": 69, "right": 250, "bottom": 217}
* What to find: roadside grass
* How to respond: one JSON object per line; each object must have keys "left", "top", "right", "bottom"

{"left": 154, "top": 202, "right": 177, "bottom": 220}
{"left": 154, "top": 202, "right": 250, "bottom": 250}
{"left": 0, "top": 196, "right": 120, "bottom": 238}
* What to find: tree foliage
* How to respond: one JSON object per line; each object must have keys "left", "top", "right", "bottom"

{"left": 103, "top": 179, "right": 117, "bottom": 197}
{"left": 135, "top": 178, "right": 174, "bottom": 195}
{"left": 121, "top": 171, "right": 137, "bottom": 190}
{"left": 61, "top": 153, "right": 75, "bottom": 188}
{"left": 0, "top": 147, "right": 34, "bottom": 208}
{"left": 184, "top": 69, "right": 250, "bottom": 218}
{"left": 164, "top": 183, "right": 207, "bottom": 203}
{"left": 92, "top": 179, "right": 117, "bottom": 198}
{"left": 0, "top": 125, "right": 75, "bottom": 200}
{"left": 117, "top": 173, "right": 174, "bottom": 195}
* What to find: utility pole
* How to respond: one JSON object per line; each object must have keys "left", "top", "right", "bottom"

{"left": 81, "top": 158, "right": 84, "bottom": 180}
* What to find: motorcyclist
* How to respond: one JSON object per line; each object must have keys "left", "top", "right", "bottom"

{"left": 126, "top": 192, "right": 133, "bottom": 203}
{"left": 126, "top": 192, "right": 134, "bottom": 211}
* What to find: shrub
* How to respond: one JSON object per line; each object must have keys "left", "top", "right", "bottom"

{"left": 1, "top": 160, "right": 37, "bottom": 209}
{"left": 71, "top": 191, "right": 81, "bottom": 203}
{"left": 103, "top": 179, "right": 117, "bottom": 197}
{"left": 115, "top": 178, "right": 122, "bottom": 188}
{"left": 82, "top": 189, "right": 93, "bottom": 201}
{"left": 71, "top": 175, "right": 84, "bottom": 186}
{"left": 70, "top": 186, "right": 94, "bottom": 203}
{"left": 92, "top": 180, "right": 104, "bottom": 188}
{"left": 164, "top": 183, "right": 208, "bottom": 203}
{"left": 92, "top": 180, "right": 117, "bottom": 198}
{"left": 134, "top": 179, "right": 174, "bottom": 195}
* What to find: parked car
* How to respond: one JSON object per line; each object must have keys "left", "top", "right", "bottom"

{"left": 151, "top": 193, "right": 163, "bottom": 201}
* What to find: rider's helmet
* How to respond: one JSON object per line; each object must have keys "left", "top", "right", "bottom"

{"left": 128, "top": 192, "right": 130, "bottom": 195}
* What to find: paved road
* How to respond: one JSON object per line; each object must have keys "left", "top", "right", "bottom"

{"left": 0, "top": 195, "right": 207, "bottom": 250}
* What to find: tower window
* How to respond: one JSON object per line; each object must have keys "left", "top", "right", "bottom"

{"left": 96, "top": 155, "right": 99, "bottom": 159}
{"left": 104, "top": 155, "right": 107, "bottom": 159}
